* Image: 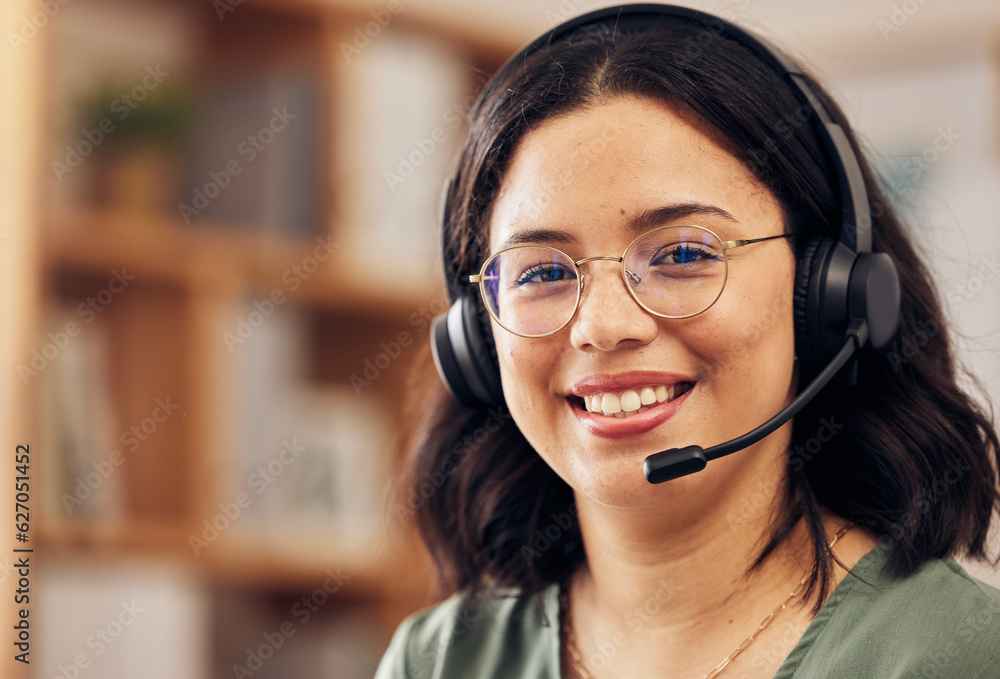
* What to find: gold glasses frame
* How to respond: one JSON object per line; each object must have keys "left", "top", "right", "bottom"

{"left": 468, "top": 224, "right": 793, "bottom": 338}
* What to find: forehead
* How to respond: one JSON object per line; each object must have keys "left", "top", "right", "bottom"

{"left": 487, "top": 96, "right": 774, "bottom": 254}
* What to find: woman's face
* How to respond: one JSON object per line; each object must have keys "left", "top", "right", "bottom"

{"left": 487, "top": 96, "right": 798, "bottom": 511}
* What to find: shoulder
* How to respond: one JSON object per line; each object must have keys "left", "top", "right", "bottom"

{"left": 784, "top": 543, "right": 1000, "bottom": 678}
{"left": 847, "top": 546, "right": 1000, "bottom": 640}
{"left": 373, "top": 584, "right": 561, "bottom": 679}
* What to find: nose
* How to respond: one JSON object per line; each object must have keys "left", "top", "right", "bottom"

{"left": 569, "top": 261, "right": 659, "bottom": 351}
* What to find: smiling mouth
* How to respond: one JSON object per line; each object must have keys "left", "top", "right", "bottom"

{"left": 571, "top": 382, "right": 694, "bottom": 418}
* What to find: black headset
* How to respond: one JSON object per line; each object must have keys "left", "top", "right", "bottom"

{"left": 431, "top": 3, "right": 901, "bottom": 409}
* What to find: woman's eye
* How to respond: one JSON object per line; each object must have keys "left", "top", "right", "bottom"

{"left": 655, "top": 245, "right": 716, "bottom": 265}
{"left": 515, "top": 264, "right": 574, "bottom": 285}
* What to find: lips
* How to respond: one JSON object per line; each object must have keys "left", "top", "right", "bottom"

{"left": 567, "top": 371, "right": 695, "bottom": 440}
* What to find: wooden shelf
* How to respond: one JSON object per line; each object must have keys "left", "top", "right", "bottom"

{"left": 39, "top": 515, "right": 430, "bottom": 595}
{"left": 38, "top": 515, "right": 195, "bottom": 555}
{"left": 43, "top": 208, "right": 446, "bottom": 318}
{"left": 200, "top": 528, "right": 432, "bottom": 599}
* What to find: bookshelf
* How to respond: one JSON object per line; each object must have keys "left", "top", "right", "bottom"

{"left": 29, "top": 0, "right": 511, "bottom": 676}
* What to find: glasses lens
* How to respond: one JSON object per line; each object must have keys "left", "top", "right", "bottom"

{"left": 480, "top": 246, "right": 580, "bottom": 337}
{"left": 623, "top": 226, "right": 727, "bottom": 318}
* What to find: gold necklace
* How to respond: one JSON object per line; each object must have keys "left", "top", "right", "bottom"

{"left": 560, "top": 523, "right": 853, "bottom": 679}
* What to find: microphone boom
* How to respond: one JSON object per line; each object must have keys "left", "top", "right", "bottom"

{"left": 643, "top": 321, "right": 867, "bottom": 484}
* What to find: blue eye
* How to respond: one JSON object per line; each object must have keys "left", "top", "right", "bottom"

{"left": 653, "top": 245, "right": 720, "bottom": 265}
{"left": 514, "top": 262, "right": 576, "bottom": 286}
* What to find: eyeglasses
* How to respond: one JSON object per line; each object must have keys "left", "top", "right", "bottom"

{"left": 470, "top": 224, "right": 793, "bottom": 338}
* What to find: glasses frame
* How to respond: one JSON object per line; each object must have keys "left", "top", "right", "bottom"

{"left": 469, "top": 224, "right": 793, "bottom": 338}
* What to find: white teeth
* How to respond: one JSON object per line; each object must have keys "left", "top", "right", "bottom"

{"left": 581, "top": 383, "right": 690, "bottom": 417}
{"left": 601, "top": 393, "right": 622, "bottom": 414}
{"left": 621, "top": 390, "right": 641, "bottom": 412}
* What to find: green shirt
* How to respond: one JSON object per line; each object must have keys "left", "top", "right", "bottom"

{"left": 374, "top": 543, "right": 1000, "bottom": 678}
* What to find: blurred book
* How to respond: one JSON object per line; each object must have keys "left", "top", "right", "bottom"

{"left": 181, "top": 65, "right": 320, "bottom": 236}
{"left": 36, "top": 305, "right": 124, "bottom": 522}
{"left": 46, "top": 0, "right": 199, "bottom": 214}
{"left": 231, "top": 300, "right": 391, "bottom": 544}
{"left": 277, "top": 387, "right": 392, "bottom": 541}
{"left": 36, "top": 560, "right": 210, "bottom": 679}
{"left": 213, "top": 588, "right": 383, "bottom": 679}
{"left": 337, "top": 28, "right": 473, "bottom": 297}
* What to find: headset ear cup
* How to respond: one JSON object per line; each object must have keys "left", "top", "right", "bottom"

{"left": 848, "top": 252, "right": 901, "bottom": 354}
{"left": 794, "top": 238, "right": 827, "bottom": 371}
{"left": 795, "top": 236, "right": 868, "bottom": 371}
{"left": 463, "top": 294, "right": 504, "bottom": 405}
{"left": 431, "top": 303, "right": 472, "bottom": 406}
{"left": 430, "top": 296, "right": 504, "bottom": 407}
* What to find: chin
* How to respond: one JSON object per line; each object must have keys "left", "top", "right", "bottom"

{"left": 547, "top": 431, "right": 682, "bottom": 507}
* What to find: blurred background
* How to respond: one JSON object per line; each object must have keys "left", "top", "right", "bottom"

{"left": 1, "top": 0, "right": 999, "bottom": 677}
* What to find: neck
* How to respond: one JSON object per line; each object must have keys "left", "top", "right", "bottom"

{"left": 572, "top": 483, "right": 811, "bottom": 629}
{"left": 565, "top": 449, "right": 831, "bottom": 679}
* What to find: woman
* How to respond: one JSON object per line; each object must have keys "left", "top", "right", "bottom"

{"left": 375, "top": 5, "right": 1000, "bottom": 678}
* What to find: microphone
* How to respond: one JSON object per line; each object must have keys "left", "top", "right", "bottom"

{"left": 643, "top": 320, "right": 869, "bottom": 484}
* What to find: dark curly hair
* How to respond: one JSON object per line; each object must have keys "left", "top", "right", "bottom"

{"left": 400, "top": 12, "right": 1000, "bottom": 610}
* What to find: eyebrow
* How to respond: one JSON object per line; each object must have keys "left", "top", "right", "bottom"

{"left": 497, "top": 202, "right": 740, "bottom": 250}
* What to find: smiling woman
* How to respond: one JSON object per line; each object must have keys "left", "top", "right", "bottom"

{"left": 375, "top": 5, "right": 1000, "bottom": 679}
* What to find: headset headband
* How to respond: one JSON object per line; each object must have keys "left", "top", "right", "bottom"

{"left": 454, "top": 4, "right": 870, "bottom": 266}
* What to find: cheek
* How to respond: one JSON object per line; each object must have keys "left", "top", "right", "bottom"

{"left": 493, "top": 327, "right": 557, "bottom": 412}
{"left": 692, "top": 254, "right": 797, "bottom": 382}
{"left": 492, "top": 327, "right": 572, "bottom": 463}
